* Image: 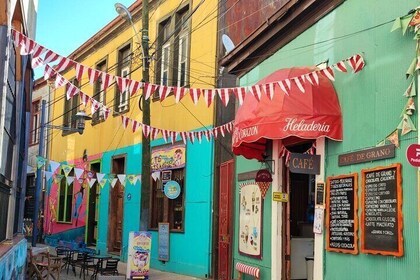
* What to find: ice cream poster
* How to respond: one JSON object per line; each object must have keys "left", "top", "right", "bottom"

{"left": 127, "top": 231, "right": 152, "bottom": 279}
{"left": 151, "top": 144, "right": 186, "bottom": 171}
{"left": 239, "top": 182, "right": 262, "bottom": 258}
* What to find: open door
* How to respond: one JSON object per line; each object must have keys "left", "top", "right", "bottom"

{"left": 108, "top": 156, "right": 125, "bottom": 254}
{"left": 218, "top": 160, "right": 234, "bottom": 280}
{"left": 87, "top": 162, "right": 100, "bottom": 245}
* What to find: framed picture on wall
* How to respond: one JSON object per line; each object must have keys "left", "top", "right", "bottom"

{"left": 238, "top": 182, "right": 263, "bottom": 259}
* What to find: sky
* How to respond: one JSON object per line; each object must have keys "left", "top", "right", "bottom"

{"left": 34, "top": 0, "right": 135, "bottom": 78}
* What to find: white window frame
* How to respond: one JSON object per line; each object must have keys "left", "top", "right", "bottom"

{"left": 160, "top": 42, "right": 171, "bottom": 86}
{"left": 177, "top": 33, "right": 188, "bottom": 87}
{"left": 118, "top": 66, "right": 130, "bottom": 112}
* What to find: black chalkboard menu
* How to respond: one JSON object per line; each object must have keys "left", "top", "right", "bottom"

{"left": 326, "top": 174, "right": 358, "bottom": 254}
{"left": 315, "top": 182, "right": 325, "bottom": 207}
{"left": 361, "top": 164, "right": 403, "bottom": 257}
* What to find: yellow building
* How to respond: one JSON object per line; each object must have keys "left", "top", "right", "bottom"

{"left": 43, "top": 0, "right": 218, "bottom": 277}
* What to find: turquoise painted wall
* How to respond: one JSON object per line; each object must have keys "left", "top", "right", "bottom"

{"left": 238, "top": 0, "right": 420, "bottom": 279}
{"left": 97, "top": 135, "right": 214, "bottom": 278}
{"left": 233, "top": 158, "right": 272, "bottom": 280}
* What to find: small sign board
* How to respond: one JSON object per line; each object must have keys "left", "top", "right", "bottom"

{"left": 164, "top": 181, "right": 181, "bottom": 199}
{"left": 127, "top": 231, "right": 151, "bottom": 279}
{"left": 315, "top": 182, "right": 325, "bottom": 208}
{"left": 338, "top": 144, "right": 395, "bottom": 166}
{"left": 406, "top": 143, "right": 420, "bottom": 167}
{"left": 273, "top": 192, "right": 288, "bottom": 202}
{"left": 289, "top": 153, "right": 320, "bottom": 175}
{"left": 158, "top": 223, "right": 170, "bottom": 261}
{"left": 161, "top": 170, "right": 172, "bottom": 182}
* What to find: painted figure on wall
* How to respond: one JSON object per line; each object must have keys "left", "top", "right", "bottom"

{"left": 74, "top": 183, "right": 85, "bottom": 227}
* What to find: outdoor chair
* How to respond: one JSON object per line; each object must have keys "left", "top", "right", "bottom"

{"left": 28, "top": 249, "right": 63, "bottom": 280}
{"left": 68, "top": 251, "right": 85, "bottom": 276}
{"left": 98, "top": 258, "right": 119, "bottom": 276}
{"left": 80, "top": 254, "right": 97, "bottom": 279}
{"left": 55, "top": 246, "right": 72, "bottom": 272}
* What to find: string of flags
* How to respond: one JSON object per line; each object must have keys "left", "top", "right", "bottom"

{"left": 279, "top": 143, "right": 317, "bottom": 166}
{"left": 377, "top": 9, "right": 420, "bottom": 148}
{"left": 36, "top": 156, "right": 167, "bottom": 191}
{"left": 12, "top": 29, "right": 365, "bottom": 108}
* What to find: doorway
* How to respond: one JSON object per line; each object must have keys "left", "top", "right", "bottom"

{"left": 282, "top": 143, "right": 315, "bottom": 280}
{"left": 87, "top": 162, "right": 100, "bottom": 246}
{"left": 108, "top": 156, "right": 125, "bottom": 255}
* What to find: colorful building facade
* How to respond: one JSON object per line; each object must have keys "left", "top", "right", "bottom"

{"left": 221, "top": 0, "right": 420, "bottom": 279}
{"left": 40, "top": 0, "right": 218, "bottom": 277}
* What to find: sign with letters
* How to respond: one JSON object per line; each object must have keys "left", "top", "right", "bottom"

{"left": 338, "top": 144, "right": 395, "bottom": 166}
{"left": 406, "top": 143, "right": 420, "bottom": 167}
{"left": 289, "top": 153, "right": 320, "bottom": 175}
{"left": 158, "top": 223, "right": 170, "bottom": 261}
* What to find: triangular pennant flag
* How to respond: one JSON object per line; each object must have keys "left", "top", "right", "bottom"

{"left": 159, "top": 85, "right": 173, "bottom": 101}
{"left": 213, "top": 127, "right": 218, "bottom": 139}
{"left": 180, "top": 131, "right": 188, "bottom": 144}
{"left": 162, "top": 129, "right": 169, "bottom": 142}
{"left": 143, "top": 83, "right": 157, "bottom": 100}
{"left": 264, "top": 83, "right": 275, "bottom": 100}
{"left": 376, "top": 139, "right": 386, "bottom": 147}
{"left": 111, "top": 178, "right": 118, "bottom": 188}
{"left": 234, "top": 87, "right": 247, "bottom": 105}
{"left": 278, "top": 79, "right": 291, "bottom": 95}
{"left": 36, "top": 156, "right": 47, "bottom": 169}
{"left": 142, "top": 124, "right": 151, "bottom": 138}
{"left": 90, "top": 99, "right": 100, "bottom": 115}
{"left": 188, "top": 131, "right": 195, "bottom": 143}
{"left": 61, "top": 164, "right": 73, "bottom": 177}
{"left": 398, "top": 114, "right": 417, "bottom": 135}
{"left": 49, "top": 160, "right": 61, "bottom": 173}
{"left": 66, "top": 83, "right": 79, "bottom": 100}
{"left": 405, "top": 97, "right": 416, "bottom": 115}
{"left": 43, "top": 50, "right": 60, "bottom": 64}
{"left": 20, "top": 36, "right": 36, "bottom": 55}
{"left": 292, "top": 76, "right": 306, "bottom": 93}
{"left": 27, "top": 165, "right": 34, "bottom": 173}
{"left": 406, "top": 57, "right": 417, "bottom": 78}
{"left": 55, "top": 56, "right": 75, "bottom": 72}
{"left": 32, "top": 56, "right": 44, "bottom": 69}
{"left": 44, "top": 171, "right": 54, "bottom": 181}
{"left": 320, "top": 67, "right": 335, "bottom": 81}
{"left": 217, "top": 88, "right": 230, "bottom": 106}
{"left": 132, "top": 120, "right": 141, "bottom": 132}
{"left": 174, "top": 87, "right": 188, "bottom": 103}
{"left": 54, "top": 174, "right": 64, "bottom": 184}
{"left": 334, "top": 61, "right": 348, "bottom": 72}
{"left": 203, "top": 89, "right": 216, "bottom": 107}
{"left": 108, "top": 174, "right": 115, "bottom": 183}
{"left": 96, "top": 173, "right": 106, "bottom": 185}
{"left": 102, "top": 107, "right": 111, "bottom": 121}
{"left": 219, "top": 125, "right": 226, "bottom": 137}
{"left": 249, "top": 85, "right": 262, "bottom": 102}
{"left": 116, "top": 76, "right": 129, "bottom": 93}
{"left": 32, "top": 43, "right": 47, "bottom": 59}
{"left": 391, "top": 17, "right": 402, "bottom": 32}
{"left": 117, "top": 174, "right": 126, "bottom": 186}
{"left": 79, "top": 92, "right": 90, "bottom": 106}
{"left": 121, "top": 115, "right": 130, "bottom": 129}
{"left": 102, "top": 73, "right": 114, "bottom": 91}
{"left": 348, "top": 54, "right": 365, "bottom": 73}
{"left": 409, "top": 10, "right": 420, "bottom": 26}
{"left": 386, "top": 129, "right": 400, "bottom": 148}
{"left": 189, "top": 88, "right": 201, "bottom": 105}
{"left": 43, "top": 64, "right": 55, "bottom": 81}
{"left": 170, "top": 131, "right": 178, "bottom": 144}
{"left": 54, "top": 73, "right": 67, "bottom": 88}
{"left": 128, "top": 80, "right": 142, "bottom": 96}
{"left": 151, "top": 171, "right": 161, "bottom": 181}
{"left": 204, "top": 130, "right": 211, "bottom": 142}
{"left": 66, "top": 176, "right": 75, "bottom": 185}
{"left": 151, "top": 127, "right": 161, "bottom": 140}
{"left": 88, "top": 68, "right": 101, "bottom": 85}
{"left": 99, "top": 178, "right": 107, "bottom": 188}
{"left": 74, "top": 168, "right": 84, "bottom": 180}
{"left": 127, "top": 174, "right": 137, "bottom": 185}
{"left": 136, "top": 175, "right": 141, "bottom": 184}
{"left": 88, "top": 178, "right": 97, "bottom": 188}
{"left": 75, "top": 63, "right": 86, "bottom": 81}
{"left": 195, "top": 131, "right": 203, "bottom": 143}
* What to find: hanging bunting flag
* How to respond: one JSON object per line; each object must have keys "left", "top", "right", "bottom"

{"left": 249, "top": 85, "right": 263, "bottom": 102}
{"left": 102, "top": 73, "right": 114, "bottom": 91}
{"left": 320, "top": 67, "right": 335, "bottom": 81}
{"left": 44, "top": 171, "right": 54, "bottom": 182}
{"left": 188, "top": 131, "right": 195, "bottom": 143}
{"left": 174, "top": 87, "right": 188, "bottom": 103}
{"left": 348, "top": 54, "right": 365, "bottom": 73}
{"left": 43, "top": 50, "right": 60, "bottom": 64}
{"left": 180, "top": 131, "right": 188, "bottom": 144}
{"left": 110, "top": 178, "right": 118, "bottom": 188}
{"left": 43, "top": 65, "right": 55, "bottom": 81}
{"left": 219, "top": 125, "right": 225, "bottom": 137}
{"left": 234, "top": 87, "right": 247, "bottom": 105}
{"left": 127, "top": 174, "right": 137, "bottom": 185}
{"left": 203, "top": 89, "right": 216, "bottom": 107}
{"left": 151, "top": 127, "right": 161, "bottom": 140}
{"left": 121, "top": 115, "right": 130, "bottom": 128}
{"left": 217, "top": 88, "right": 230, "bottom": 106}
{"left": 88, "top": 68, "right": 101, "bottom": 85}
{"left": 117, "top": 174, "right": 126, "bottom": 186}
{"left": 55, "top": 56, "right": 75, "bottom": 72}
{"left": 96, "top": 173, "right": 106, "bottom": 187}
{"left": 49, "top": 160, "right": 61, "bottom": 173}
{"left": 91, "top": 99, "right": 100, "bottom": 115}
{"left": 142, "top": 124, "right": 151, "bottom": 138}
{"left": 292, "top": 76, "right": 306, "bottom": 93}
{"left": 54, "top": 174, "right": 64, "bottom": 184}
{"left": 75, "top": 63, "right": 86, "bottom": 81}
{"left": 66, "top": 83, "right": 79, "bottom": 100}
{"left": 116, "top": 76, "right": 129, "bottom": 93}
{"left": 386, "top": 129, "right": 400, "bottom": 148}
{"left": 61, "top": 164, "right": 73, "bottom": 177}
{"left": 264, "top": 83, "right": 275, "bottom": 100}
{"left": 27, "top": 165, "right": 34, "bottom": 173}
{"left": 162, "top": 129, "right": 169, "bottom": 142}
{"left": 88, "top": 178, "right": 97, "bottom": 188}
{"left": 334, "top": 61, "right": 348, "bottom": 72}
{"left": 108, "top": 174, "right": 115, "bottom": 183}
{"left": 409, "top": 10, "right": 420, "bottom": 26}
{"left": 404, "top": 80, "right": 416, "bottom": 97}
{"left": 66, "top": 176, "right": 75, "bottom": 186}
{"left": 195, "top": 131, "right": 203, "bottom": 143}
{"left": 54, "top": 73, "right": 67, "bottom": 88}
{"left": 102, "top": 107, "right": 111, "bottom": 120}
{"left": 136, "top": 175, "right": 141, "bottom": 184}
{"left": 151, "top": 171, "right": 161, "bottom": 181}
{"left": 405, "top": 97, "right": 416, "bottom": 115}
{"left": 32, "top": 56, "right": 44, "bottom": 69}
{"left": 128, "top": 80, "right": 142, "bottom": 96}
{"left": 159, "top": 85, "right": 173, "bottom": 101}
{"left": 212, "top": 127, "right": 218, "bottom": 139}
{"left": 278, "top": 79, "right": 291, "bottom": 95}
{"left": 189, "top": 88, "right": 201, "bottom": 105}
{"left": 74, "top": 167, "right": 84, "bottom": 180}
{"left": 79, "top": 92, "right": 90, "bottom": 106}
{"left": 143, "top": 83, "right": 157, "bottom": 100}
{"left": 170, "top": 131, "right": 178, "bottom": 144}
{"left": 398, "top": 114, "right": 417, "bottom": 135}
{"left": 132, "top": 120, "right": 141, "bottom": 133}
{"left": 204, "top": 130, "right": 211, "bottom": 142}
{"left": 36, "top": 156, "right": 47, "bottom": 169}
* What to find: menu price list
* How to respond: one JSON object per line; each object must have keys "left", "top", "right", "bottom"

{"left": 362, "top": 165, "right": 401, "bottom": 255}
{"left": 327, "top": 174, "right": 357, "bottom": 253}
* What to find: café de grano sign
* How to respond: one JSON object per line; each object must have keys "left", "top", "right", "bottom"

{"left": 338, "top": 144, "right": 395, "bottom": 166}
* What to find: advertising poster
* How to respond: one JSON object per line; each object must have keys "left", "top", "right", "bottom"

{"left": 239, "top": 182, "right": 262, "bottom": 258}
{"left": 127, "top": 231, "right": 152, "bottom": 279}
{"left": 151, "top": 144, "right": 186, "bottom": 171}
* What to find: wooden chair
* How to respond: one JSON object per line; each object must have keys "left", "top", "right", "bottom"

{"left": 28, "top": 248, "right": 63, "bottom": 280}
{"left": 98, "top": 258, "right": 119, "bottom": 276}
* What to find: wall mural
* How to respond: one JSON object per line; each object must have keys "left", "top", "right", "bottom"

{"left": 239, "top": 182, "right": 263, "bottom": 259}
{"left": 0, "top": 239, "right": 27, "bottom": 280}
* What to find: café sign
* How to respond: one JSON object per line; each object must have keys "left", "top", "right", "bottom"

{"left": 289, "top": 153, "right": 320, "bottom": 175}
{"left": 338, "top": 144, "right": 395, "bottom": 166}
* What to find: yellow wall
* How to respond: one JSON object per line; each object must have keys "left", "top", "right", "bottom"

{"left": 49, "top": 0, "right": 218, "bottom": 162}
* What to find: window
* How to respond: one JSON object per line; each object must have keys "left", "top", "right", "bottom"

{"left": 149, "top": 144, "right": 186, "bottom": 231}
{"left": 155, "top": 6, "right": 190, "bottom": 96}
{"left": 92, "top": 59, "right": 107, "bottom": 124}
{"left": 57, "top": 171, "right": 73, "bottom": 223}
{"left": 30, "top": 99, "right": 40, "bottom": 145}
{"left": 115, "top": 44, "right": 131, "bottom": 113}
{"left": 63, "top": 78, "right": 80, "bottom": 133}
